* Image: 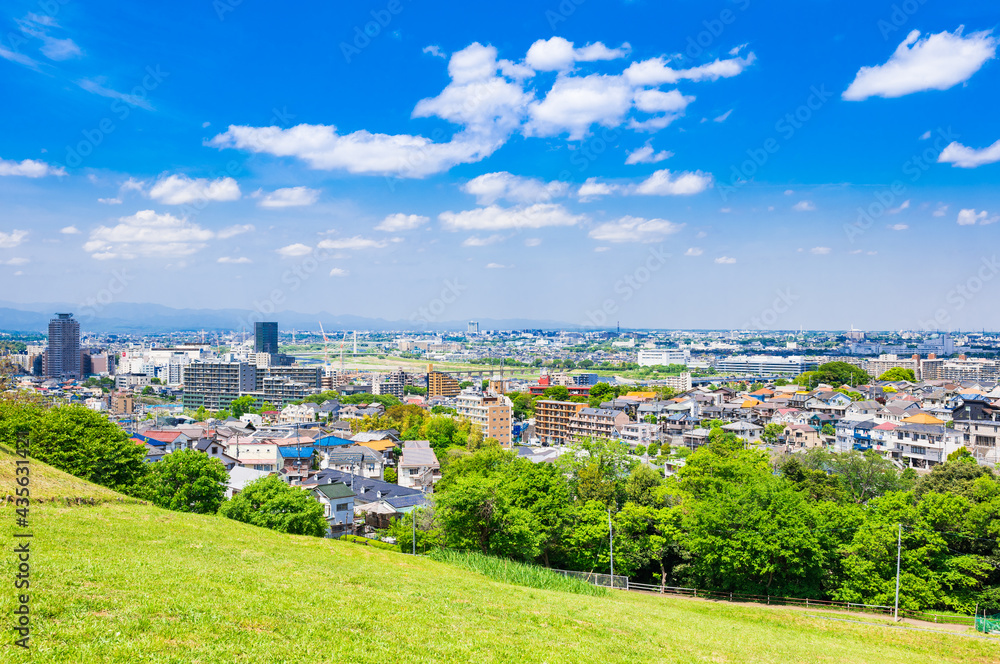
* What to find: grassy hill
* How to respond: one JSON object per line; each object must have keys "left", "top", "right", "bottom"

{"left": 2, "top": 453, "right": 998, "bottom": 663}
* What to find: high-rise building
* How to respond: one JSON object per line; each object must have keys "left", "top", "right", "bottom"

{"left": 427, "top": 368, "right": 461, "bottom": 398}
{"left": 455, "top": 391, "right": 514, "bottom": 446}
{"left": 44, "top": 313, "right": 81, "bottom": 379}
{"left": 467, "top": 321, "right": 479, "bottom": 335}
{"left": 254, "top": 322, "right": 279, "bottom": 355}
{"left": 535, "top": 400, "right": 587, "bottom": 446}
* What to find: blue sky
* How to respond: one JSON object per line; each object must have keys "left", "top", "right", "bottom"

{"left": 2, "top": 0, "right": 1000, "bottom": 331}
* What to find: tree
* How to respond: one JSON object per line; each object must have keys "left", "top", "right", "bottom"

{"left": 643, "top": 413, "right": 658, "bottom": 424}
{"left": 384, "top": 467, "right": 398, "bottom": 484}
{"left": 802, "top": 448, "right": 912, "bottom": 504}
{"left": 230, "top": 395, "right": 258, "bottom": 419}
{"left": 878, "top": 367, "right": 916, "bottom": 382}
{"left": 762, "top": 423, "right": 785, "bottom": 444}
{"left": 142, "top": 386, "right": 154, "bottom": 395}
{"left": 31, "top": 405, "right": 148, "bottom": 493}
{"left": 435, "top": 473, "right": 542, "bottom": 559}
{"left": 219, "top": 476, "right": 327, "bottom": 537}
{"left": 915, "top": 458, "right": 994, "bottom": 500}
{"left": 138, "top": 449, "right": 228, "bottom": 513}
{"left": 683, "top": 474, "right": 828, "bottom": 597}
{"left": 542, "top": 385, "right": 570, "bottom": 401}
{"left": 821, "top": 423, "right": 836, "bottom": 436}
{"left": 798, "top": 362, "right": 871, "bottom": 389}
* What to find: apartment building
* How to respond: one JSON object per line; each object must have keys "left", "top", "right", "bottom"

{"left": 455, "top": 391, "right": 514, "bottom": 446}
{"left": 535, "top": 400, "right": 586, "bottom": 446}
{"left": 427, "top": 369, "right": 461, "bottom": 398}
{"left": 637, "top": 349, "right": 688, "bottom": 367}
{"left": 373, "top": 368, "right": 409, "bottom": 399}
{"left": 864, "top": 354, "right": 921, "bottom": 379}
{"left": 44, "top": 313, "right": 81, "bottom": 380}
{"left": 182, "top": 362, "right": 256, "bottom": 409}
{"left": 568, "top": 407, "right": 629, "bottom": 442}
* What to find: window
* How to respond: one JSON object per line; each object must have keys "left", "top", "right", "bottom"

{"left": 335, "top": 502, "right": 349, "bottom": 512}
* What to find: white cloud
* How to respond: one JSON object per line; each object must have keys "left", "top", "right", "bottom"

{"left": 920, "top": 130, "right": 932, "bottom": 140}
{"left": 98, "top": 197, "right": 122, "bottom": 205}
{"left": 2, "top": 257, "right": 29, "bottom": 266}
{"left": 888, "top": 200, "right": 910, "bottom": 214}
{"left": 810, "top": 246, "right": 831, "bottom": 255}
{"left": 217, "top": 224, "right": 254, "bottom": 239}
{"left": 625, "top": 144, "right": 672, "bottom": 165}
{"left": 526, "top": 73, "right": 633, "bottom": 139}
{"left": 714, "top": 256, "right": 736, "bottom": 264}
{"left": 793, "top": 200, "right": 816, "bottom": 211}
{"left": 938, "top": 139, "right": 1000, "bottom": 168}
{"left": 462, "top": 234, "right": 504, "bottom": 247}
{"left": 439, "top": 203, "right": 584, "bottom": 231}
{"left": 254, "top": 186, "right": 320, "bottom": 208}
{"left": 211, "top": 123, "right": 502, "bottom": 180}
{"left": 525, "top": 37, "right": 630, "bottom": 71}
{"left": 594, "top": 246, "right": 610, "bottom": 252}
{"left": 463, "top": 171, "right": 569, "bottom": 204}
{"left": 843, "top": 28, "right": 997, "bottom": 100}
{"left": 933, "top": 204, "right": 949, "bottom": 217}
{"left": 83, "top": 210, "right": 215, "bottom": 259}
{"left": 59, "top": 226, "right": 80, "bottom": 235}
{"left": 714, "top": 109, "right": 733, "bottom": 123}
{"left": 629, "top": 88, "right": 694, "bottom": 130}
{"left": 0, "top": 157, "right": 66, "bottom": 177}
{"left": 375, "top": 213, "right": 429, "bottom": 232}
{"left": 276, "top": 243, "right": 313, "bottom": 257}
{"left": 588, "top": 215, "right": 683, "bottom": 243}
{"left": 577, "top": 177, "right": 622, "bottom": 201}
{"left": 623, "top": 51, "right": 756, "bottom": 86}
{"left": 217, "top": 256, "right": 252, "bottom": 264}
{"left": 957, "top": 208, "right": 998, "bottom": 225}
{"left": 684, "top": 247, "right": 703, "bottom": 256}
{"left": 889, "top": 223, "right": 909, "bottom": 231}
{"left": 317, "top": 236, "right": 389, "bottom": 250}
{"left": 148, "top": 174, "right": 241, "bottom": 205}
{"left": 0, "top": 230, "right": 28, "bottom": 248}
{"left": 15, "top": 13, "right": 81, "bottom": 61}
{"left": 485, "top": 262, "right": 511, "bottom": 269}
{"left": 524, "top": 237, "right": 542, "bottom": 247}
{"left": 329, "top": 267, "right": 349, "bottom": 277}
{"left": 633, "top": 169, "right": 713, "bottom": 196}
{"left": 77, "top": 78, "right": 154, "bottom": 110}
{"left": 423, "top": 45, "right": 446, "bottom": 59}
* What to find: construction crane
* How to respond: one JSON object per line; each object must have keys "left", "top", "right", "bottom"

{"left": 318, "top": 321, "right": 331, "bottom": 366}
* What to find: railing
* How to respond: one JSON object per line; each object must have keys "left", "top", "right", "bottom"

{"left": 578, "top": 580, "right": 976, "bottom": 625}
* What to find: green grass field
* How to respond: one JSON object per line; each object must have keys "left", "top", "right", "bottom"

{"left": 2, "top": 453, "right": 998, "bottom": 663}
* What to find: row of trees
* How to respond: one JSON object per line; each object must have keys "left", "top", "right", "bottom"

{"left": 414, "top": 425, "right": 1000, "bottom": 613}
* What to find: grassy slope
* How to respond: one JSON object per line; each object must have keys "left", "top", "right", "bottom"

{"left": 1, "top": 456, "right": 998, "bottom": 663}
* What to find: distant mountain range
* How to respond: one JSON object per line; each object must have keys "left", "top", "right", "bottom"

{"left": 0, "top": 301, "right": 580, "bottom": 334}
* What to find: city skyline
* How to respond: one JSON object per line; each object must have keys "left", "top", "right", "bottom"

{"left": 2, "top": 1, "right": 1000, "bottom": 330}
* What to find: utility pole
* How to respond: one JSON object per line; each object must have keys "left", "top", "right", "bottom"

{"left": 894, "top": 522, "right": 902, "bottom": 622}
{"left": 608, "top": 508, "right": 614, "bottom": 582}
{"left": 412, "top": 508, "right": 417, "bottom": 555}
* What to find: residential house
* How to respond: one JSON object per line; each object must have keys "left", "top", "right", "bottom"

{"left": 325, "top": 446, "right": 385, "bottom": 480}
{"left": 311, "top": 481, "right": 355, "bottom": 538}
{"left": 398, "top": 441, "right": 441, "bottom": 492}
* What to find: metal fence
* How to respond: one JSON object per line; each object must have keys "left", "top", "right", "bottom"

{"left": 569, "top": 579, "right": 977, "bottom": 626}
{"left": 976, "top": 613, "right": 1000, "bottom": 634}
{"left": 550, "top": 569, "right": 629, "bottom": 590}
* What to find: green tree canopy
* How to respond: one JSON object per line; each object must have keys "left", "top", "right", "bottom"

{"left": 219, "top": 476, "right": 327, "bottom": 537}
{"left": 30, "top": 405, "right": 148, "bottom": 493}
{"left": 878, "top": 367, "right": 917, "bottom": 382}
{"left": 138, "top": 449, "right": 228, "bottom": 513}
